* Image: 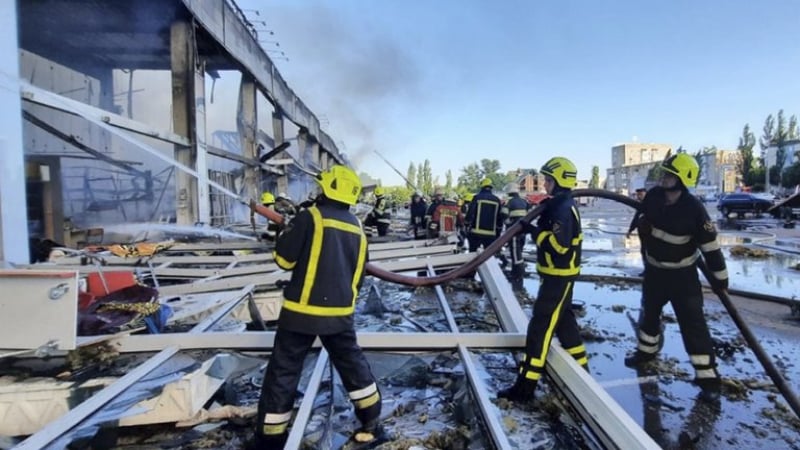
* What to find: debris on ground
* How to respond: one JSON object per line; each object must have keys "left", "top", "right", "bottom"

{"left": 729, "top": 245, "right": 771, "bottom": 258}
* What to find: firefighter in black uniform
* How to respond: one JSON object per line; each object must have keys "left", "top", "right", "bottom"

{"left": 498, "top": 157, "right": 587, "bottom": 402}
{"left": 409, "top": 192, "right": 427, "bottom": 239}
{"left": 623, "top": 153, "right": 728, "bottom": 402}
{"left": 253, "top": 165, "right": 381, "bottom": 449}
{"left": 365, "top": 186, "right": 391, "bottom": 236}
{"left": 424, "top": 187, "right": 445, "bottom": 231}
{"left": 465, "top": 178, "right": 505, "bottom": 252}
{"left": 501, "top": 183, "right": 529, "bottom": 281}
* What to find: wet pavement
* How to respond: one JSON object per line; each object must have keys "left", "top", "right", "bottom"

{"left": 10, "top": 198, "right": 800, "bottom": 449}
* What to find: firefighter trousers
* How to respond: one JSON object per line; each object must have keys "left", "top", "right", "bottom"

{"left": 638, "top": 265, "right": 717, "bottom": 380}
{"left": 256, "top": 327, "right": 381, "bottom": 443}
{"left": 519, "top": 277, "right": 588, "bottom": 382}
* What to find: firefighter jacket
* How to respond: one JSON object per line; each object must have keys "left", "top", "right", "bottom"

{"left": 410, "top": 198, "right": 427, "bottom": 226}
{"left": 372, "top": 196, "right": 391, "bottom": 224}
{"left": 273, "top": 200, "right": 368, "bottom": 335}
{"left": 532, "top": 193, "right": 582, "bottom": 277}
{"left": 639, "top": 187, "right": 728, "bottom": 287}
{"left": 502, "top": 194, "right": 529, "bottom": 228}
{"left": 424, "top": 199, "right": 442, "bottom": 226}
{"left": 431, "top": 200, "right": 464, "bottom": 233}
{"left": 465, "top": 188, "right": 504, "bottom": 237}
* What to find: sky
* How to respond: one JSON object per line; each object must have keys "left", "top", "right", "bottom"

{"left": 231, "top": 0, "right": 800, "bottom": 186}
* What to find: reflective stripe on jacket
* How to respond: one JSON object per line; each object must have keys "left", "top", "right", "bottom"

{"left": 534, "top": 194, "right": 582, "bottom": 277}
{"left": 273, "top": 202, "right": 368, "bottom": 334}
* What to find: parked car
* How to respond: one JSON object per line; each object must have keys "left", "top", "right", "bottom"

{"left": 717, "top": 193, "right": 774, "bottom": 218}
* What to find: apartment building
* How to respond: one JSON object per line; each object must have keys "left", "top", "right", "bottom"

{"left": 605, "top": 143, "right": 672, "bottom": 193}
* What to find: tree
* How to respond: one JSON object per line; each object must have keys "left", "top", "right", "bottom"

{"left": 789, "top": 115, "right": 798, "bottom": 140}
{"left": 415, "top": 163, "right": 424, "bottom": 195}
{"left": 589, "top": 166, "right": 600, "bottom": 189}
{"left": 420, "top": 159, "right": 433, "bottom": 196}
{"left": 457, "top": 163, "right": 483, "bottom": 192}
{"left": 444, "top": 170, "right": 453, "bottom": 193}
{"left": 736, "top": 124, "right": 756, "bottom": 186}
{"left": 760, "top": 114, "right": 775, "bottom": 158}
{"left": 479, "top": 159, "right": 514, "bottom": 190}
{"left": 783, "top": 162, "right": 800, "bottom": 189}
{"left": 774, "top": 110, "right": 789, "bottom": 186}
{"left": 406, "top": 163, "right": 417, "bottom": 192}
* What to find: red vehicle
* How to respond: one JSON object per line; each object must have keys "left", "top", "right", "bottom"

{"left": 526, "top": 192, "right": 550, "bottom": 205}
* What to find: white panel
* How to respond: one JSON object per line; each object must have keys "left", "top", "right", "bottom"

{"left": 0, "top": 270, "right": 78, "bottom": 350}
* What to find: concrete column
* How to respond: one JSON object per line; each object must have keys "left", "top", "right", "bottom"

{"left": 0, "top": 1, "right": 29, "bottom": 264}
{"left": 239, "top": 76, "right": 259, "bottom": 201}
{"left": 272, "top": 110, "right": 288, "bottom": 195}
{"left": 297, "top": 129, "right": 309, "bottom": 167}
{"left": 171, "top": 20, "right": 209, "bottom": 225}
{"left": 309, "top": 140, "right": 320, "bottom": 168}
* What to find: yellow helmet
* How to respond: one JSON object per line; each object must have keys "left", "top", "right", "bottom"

{"left": 260, "top": 192, "right": 275, "bottom": 204}
{"left": 315, "top": 165, "right": 362, "bottom": 205}
{"left": 660, "top": 153, "right": 698, "bottom": 188}
{"left": 464, "top": 193, "right": 475, "bottom": 202}
{"left": 480, "top": 178, "right": 493, "bottom": 188}
{"left": 374, "top": 186, "right": 385, "bottom": 197}
{"left": 540, "top": 157, "right": 577, "bottom": 189}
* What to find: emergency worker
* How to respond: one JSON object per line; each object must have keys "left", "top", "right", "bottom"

{"left": 424, "top": 188, "right": 445, "bottom": 229}
{"left": 498, "top": 157, "right": 587, "bottom": 402}
{"left": 258, "top": 192, "right": 279, "bottom": 241}
{"left": 459, "top": 193, "right": 475, "bottom": 250}
{"left": 501, "top": 183, "right": 530, "bottom": 280}
{"left": 254, "top": 165, "right": 381, "bottom": 448}
{"left": 623, "top": 153, "right": 728, "bottom": 402}
{"left": 428, "top": 192, "right": 464, "bottom": 239}
{"left": 276, "top": 192, "right": 297, "bottom": 214}
{"left": 627, "top": 186, "right": 648, "bottom": 276}
{"left": 365, "top": 187, "right": 391, "bottom": 237}
{"left": 465, "top": 178, "right": 504, "bottom": 252}
{"left": 409, "top": 192, "right": 427, "bottom": 239}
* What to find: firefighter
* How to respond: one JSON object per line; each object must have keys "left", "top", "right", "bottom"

{"left": 428, "top": 192, "right": 464, "bottom": 239}
{"left": 409, "top": 191, "right": 427, "bottom": 239}
{"left": 253, "top": 165, "right": 382, "bottom": 449}
{"left": 627, "top": 186, "right": 648, "bottom": 276}
{"left": 257, "top": 192, "right": 279, "bottom": 241}
{"left": 424, "top": 187, "right": 445, "bottom": 229}
{"left": 501, "top": 183, "right": 529, "bottom": 281}
{"left": 465, "top": 178, "right": 504, "bottom": 252}
{"left": 365, "top": 186, "right": 391, "bottom": 237}
{"left": 459, "top": 192, "right": 475, "bottom": 250}
{"left": 498, "top": 157, "right": 587, "bottom": 402}
{"left": 275, "top": 192, "right": 297, "bottom": 217}
{"left": 623, "top": 153, "right": 727, "bottom": 402}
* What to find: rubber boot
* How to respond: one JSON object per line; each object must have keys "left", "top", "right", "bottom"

{"left": 623, "top": 350, "right": 656, "bottom": 367}
{"left": 695, "top": 377, "right": 721, "bottom": 402}
{"left": 248, "top": 431, "right": 287, "bottom": 450}
{"left": 497, "top": 378, "right": 537, "bottom": 403}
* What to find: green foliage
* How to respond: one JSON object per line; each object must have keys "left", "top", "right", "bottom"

{"left": 445, "top": 170, "right": 453, "bottom": 192}
{"left": 782, "top": 163, "right": 800, "bottom": 188}
{"left": 457, "top": 163, "right": 483, "bottom": 192}
{"left": 406, "top": 163, "right": 417, "bottom": 191}
{"left": 589, "top": 166, "right": 600, "bottom": 189}
{"left": 737, "top": 124, "right": 757, "bottom": 185}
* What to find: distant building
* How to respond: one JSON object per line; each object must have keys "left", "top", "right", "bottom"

{"left": 606, "top": 143, "right": 672, "bottom": 194}
{"left": 696, "top": 149, "right": 739, "bottom": 194}
{"left": 764, "top": 139, "right": 800, "bottom": 191}
{"left": 510, "top": 169, "right": 546, "bottom": 194}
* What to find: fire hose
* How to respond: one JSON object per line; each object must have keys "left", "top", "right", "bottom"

{"left": 250, "top": 187, "right": 800, "bottom": 417}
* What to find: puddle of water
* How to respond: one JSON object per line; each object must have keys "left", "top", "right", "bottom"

{"left": 562, "top": 280, "right": 800, "bottom": 449}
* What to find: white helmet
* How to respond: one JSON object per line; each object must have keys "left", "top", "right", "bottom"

{"left": 505, "top": 183, "right": 520, "bottom": 194}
